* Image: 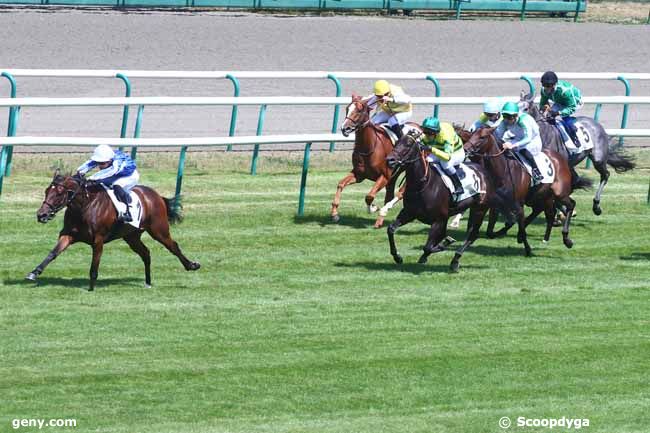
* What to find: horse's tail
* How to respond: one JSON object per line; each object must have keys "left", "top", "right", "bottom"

{"left": 573, "top": 175, "right": 593, "bottom": 191}
{"left": 163, "top": 195, "right": 184, "bottom": 225}
{"left": 607, "top": 146, "right": 636, "bottom": 173}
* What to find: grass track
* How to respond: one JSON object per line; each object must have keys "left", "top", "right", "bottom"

{"left": 1, "top": 150, "right": 649, "bottom": 433}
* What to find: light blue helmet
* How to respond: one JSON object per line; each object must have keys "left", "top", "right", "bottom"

{"left": 483, "top": 100, "right": 502, "bottom": 114}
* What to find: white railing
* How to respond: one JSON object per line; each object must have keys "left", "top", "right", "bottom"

{"left": 1, "top": 95, "right": 649, "bottom": 107}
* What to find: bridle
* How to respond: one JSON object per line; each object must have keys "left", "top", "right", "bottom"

{"left": 40, "top": 177, "right": 84, "bottom": 217}
{"left": 389, "top": 132, "right": 430, "bottom": 187}
{"left": 465, "top": 130, "right": 507, "bottom": 160}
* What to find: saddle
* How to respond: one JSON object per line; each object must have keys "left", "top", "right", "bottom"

{"left": 380, "top": 123, "right": 421, "bottom": 145}
{"left": 102, "top": 185, "right": 144, "bottom": 228}
{"left": 430, "top": 163, "right": 484, "bottom": 202}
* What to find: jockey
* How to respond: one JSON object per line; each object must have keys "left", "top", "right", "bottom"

{"left": 470, "top": 99, "right": 503, "bottom": 132}
{"left": 420, "top": 116, "right": 465, "bottom": 199}
{"left": 496, "top": 102, "right": 544, "bottom": 183}
{"left": 77, "top": 144, "right": 139, "bottom": 223}
{"left": 539, "top": 71, "right": 583, "bottom": 147}
{"left": 362, "top": 80, "right": 413, "bottom": 139}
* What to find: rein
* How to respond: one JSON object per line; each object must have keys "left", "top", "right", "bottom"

{"left": 41, "top": 178, "right": 85, "bottom": 215}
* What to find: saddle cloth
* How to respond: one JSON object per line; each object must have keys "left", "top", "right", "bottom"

{"left": 381, "top": 123, "right": 420, "bottom": 145}
{"left": 511, "top": 152, "right": 555, "bottom": 186}
{"left": 432, "top": 163, "right": 484, "bottom": 202}
{"left": 556, "top": 120, "right": 594, "bottom": 154}
{"left": 102, "top": 185, "right": 143, "bottom": 228}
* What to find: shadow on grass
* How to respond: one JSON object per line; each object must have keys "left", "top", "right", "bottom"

{"left": 619, "top": 252, "right": 650, "bottom": 261}
{"left": 334, "top": 261, "right": 488, "bottom": 274}
{"left": 293, "top": 214, "right": 379, "bottom": 229}
{"left": 4, "top": 276, "right": 142, "bottom": 289}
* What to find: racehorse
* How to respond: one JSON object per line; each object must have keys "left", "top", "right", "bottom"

{"left": 385, "top": 131, "right": 500, "bottom": 272}
{"left": 28, "top": 171, "right": 200, "bottom": 291}
{"left": 332, "top": 94, "right": 413, "bottom": 228}
{"left": 464, "top": 127, "right": 589, "bottom": 253}
{"left": 519, "top": 92, "right": 635, "bottom": 215}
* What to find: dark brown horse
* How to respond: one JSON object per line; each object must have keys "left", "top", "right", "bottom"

{"left": 385, "top": 131, "right": 501, "bottom": 272}
{"left": 464, "top": 127, "right": 589, "bottom": 254}
{"left": 27, "top": 171, "right": 200, "bottom": 290}
{"left": 332, "top": 94, "right": 413, "bottom": 228}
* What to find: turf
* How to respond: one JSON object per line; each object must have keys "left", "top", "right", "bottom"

{"left": 1, "top": 149, "right": 649, "bottom": 433}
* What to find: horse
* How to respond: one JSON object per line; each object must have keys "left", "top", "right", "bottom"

{"left": 519, "top": 92, "right": 635, "bottom": 216}
{"left": 332, "top": 94, "right": 413, "bottom": 228}
{"left": 464, "top": 127, "right": 589, "bottom": 253}
{"left": 27, "top": 171, "right": 200, "bottom": 291}
{"left": 385, "top": 130, "right": 501, "bottom": 272}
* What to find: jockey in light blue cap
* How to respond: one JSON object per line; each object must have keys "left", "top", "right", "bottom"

{"left": 77, "top": 144, "right": 140, "bottom": 222}
{"left": 470, "top": 99, "right": 503, "bottom": 132}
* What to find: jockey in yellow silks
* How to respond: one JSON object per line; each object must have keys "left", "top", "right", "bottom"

{"left": 361, "top": 80, "right": 413, "bottom": 139}
{"left": 420, "top": 116, "right": 465, "bottom": 199}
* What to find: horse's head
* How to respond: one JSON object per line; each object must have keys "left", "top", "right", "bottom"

{"left": 340, "top": 94, "right": 371, "bottom": 137}
{"left": 463, "top": 126, "right": 498, "bottom": 160}
{"left": 518, "top": 90, "right": 541, "bottom": 120}
{"left": 36, "top": 170, "right": 84, "bottom": 223}
{"left": 386, "top": 129, "right": 423, "bottom": 170}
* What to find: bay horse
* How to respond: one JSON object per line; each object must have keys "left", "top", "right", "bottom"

{"left": 332, "top": 94, "right": 414, "bottom": 228}
{"left": 385, "top": 131, "right": 501, "bottom": 272}
{"left": 519, "top": 92, "right": 635, "bottom": 215}
{"left": 464, "top": 127, "right": 589, "bottom": 254}
{"left": 27, "top": 171, "right": 200, "bottom": 291}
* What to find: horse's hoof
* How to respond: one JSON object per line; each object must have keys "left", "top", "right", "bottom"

{"left": 188, "top": 262, "right": 201, "bottom": 271}
{"left": 525, "top": 247, "right": 533, "bottom": 257}
{"left": 393, "top": 255, "right": 403, "bottom": 265}
{"left": 331, "top": 214, "right": 340, "bottom": 223}
{"left": 593, "top": 207, "right": 602, "bottom": 216}
{"left": 144, "top": 283, "right": 152, "bottom": 289}
{"left": 564, "top": 238, "right": 574, "bottom": 249}
{"left": 87, "top": 287, "right": 94, "bottom": 292}
{"left": 374, "top": 219, "right": 384, "bottom": 229}
{"left": 26, "top": 272, "right": 37, "bottom": 281}
{"left": 449, "top": 261, "right": 460, "bottom": 273}
{"left": 417, "top": 256, "right": 428, "bottom": 264}
{"left": 368, "top": 204, "right": 378, "bottom": 214}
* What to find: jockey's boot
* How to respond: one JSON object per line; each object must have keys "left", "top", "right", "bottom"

{"left": 448, "top": 170, "right": 464, "bottom": 200}
{"left": 520, "top": 149, "right": 544, "bottom": 183}
{"left": 564, "top": 117, "right": 581, "bottom": 148}
{"left": 389, "top": 124, "right": 403, "bottom": 139}
{"left": 113, "top": 185, "right": 133, "bottom": 223}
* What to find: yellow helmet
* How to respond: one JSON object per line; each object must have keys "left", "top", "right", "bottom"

{"left": 373, "top": 80, "right": 390, "bottom": 96}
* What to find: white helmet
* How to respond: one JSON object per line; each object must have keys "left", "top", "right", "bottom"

{"left": 483, "top": 100, "right": 502, "bottom": 114}
{"left": 90, "top": 144, "right": 115, "bottom": 163}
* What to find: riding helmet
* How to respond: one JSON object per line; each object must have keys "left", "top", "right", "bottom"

{"left": 373, "top": 80, "right": 391, "bottom": 96}
{"left": 422, "top": 116, "right": 441, "bottom": 132}
{"left": 501, "top": 102, "right": 520, "bottom": 116}
{"left": 541, "top": 71, "right": 558, "bottom": 86}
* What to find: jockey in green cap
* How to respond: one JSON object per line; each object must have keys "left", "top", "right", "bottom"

{"left": 420, "top": 116, "right": 465, "bottom": 199}
{"left": 539, "top": 71, "right": 583, "bottom": 147}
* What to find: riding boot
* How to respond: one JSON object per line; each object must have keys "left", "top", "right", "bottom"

{"left": 520, "top": 149, "right": 543, "bottom": 183}
{"left": 389, "top": 123, "right": 403, "bottom": 140}
{"left": 113, "top": 185, "right": 133, "bottom": 223}
{"left": 447, "top": 170, "right": 464, "bottom": 200}
{"left": 564, "top": 117, "right": 581, "bottom": 148}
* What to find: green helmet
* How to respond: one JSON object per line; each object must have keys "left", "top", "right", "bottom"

{"left": 501, "top": 102, "right": 519, "bottom": 116}
{"left": 422, "top": 116, "right": 441, "bottom": 132}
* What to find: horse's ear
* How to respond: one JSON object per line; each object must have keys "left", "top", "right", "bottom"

{"left": 54, "top": 168, "right": 60, "bottom": 178}
{"left": 520, "top": 89, "right": 526, "bottom": 100}
{"left": 351, "top": 93, "right": 360, "bottom": 101}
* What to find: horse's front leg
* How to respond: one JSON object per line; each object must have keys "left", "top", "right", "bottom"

{"left": 387, "top": 208, "right": 415, "bottom": 264}
{"left": 514, "top": 204, "right": 532, "bottom": 257}
{"left": 450, "top": 207, "right": 487, "bottom": 272}
{"left": 26, "top": 235, "right": 73, "bottom": 281}
{"left": 88, "top": 238, "right": 105, "bottom": 291}
{"left": 418, "top": 220, "right": 449, "bottom": 264}
{"left": 330, "top": 172, "right": 359, "bottom": 223}
{"left": 366, "top": 175, "right": 389, "bottom": 214}
{"left": 375, "top": 177, "right": 400, "bottom": 228}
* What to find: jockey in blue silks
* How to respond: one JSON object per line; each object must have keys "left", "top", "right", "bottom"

{"left": 77, "top": 144, "right": 139, "bottom": 222}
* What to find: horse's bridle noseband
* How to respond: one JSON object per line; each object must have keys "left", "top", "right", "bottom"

{"left": 41, "top": 179, "right": 83, "bottom": 217}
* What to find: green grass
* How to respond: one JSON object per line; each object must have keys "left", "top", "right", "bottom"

{"left": 1, "top": 150, "right": 650, "bottom": 433}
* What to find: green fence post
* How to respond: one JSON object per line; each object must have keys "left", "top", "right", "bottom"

{"left": 617, "top": 75, "right": 630, "bottom": 147}
{"left": 593, "top": 103, "right": 602, "bottom": 122}
{"left": 131, "top": 105, "right": 144, "bottom": 161}
{"left": 175, "top": 145, "right": 188, "bottom": 200}
{"left": 226, "top": 74, "right": 240, "bottom": 151}
{"left": 116, "top": 73, "right": 131, "bottom": 144}
{"left": 520, "top": 0, "right": 527, "bottom": 21}
{"left": 327, "top": 74, "right": 342, "bottom": 152}
{"left": 574, "top": 0, "right": 581, "bottom": 22}
{"left": 1, "top": 72, "right": 17, "bottom": 177}
{"left": 455, "top": 0, "right": 463, "bottom": 19}
{"left": 0, "top": 145, "right": 8, "bottom": 197}
{"left": 426, "top": 75, "right": 441, "bottom": 117}
{"left": 520, "top": 75, "right": 535, "bottom": 95}
{"left": 647, "top": 178, "right": 650, "bottom": 205}
{"left": 251, "top": 104, "right": 267, "bottom": 176}
{"left": 298, "top": 141, "right": 312, "bottom": 216}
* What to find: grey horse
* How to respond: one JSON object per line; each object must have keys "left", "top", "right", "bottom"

{"left": 519, "top": 92, "right": 635, "bottom": 216}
